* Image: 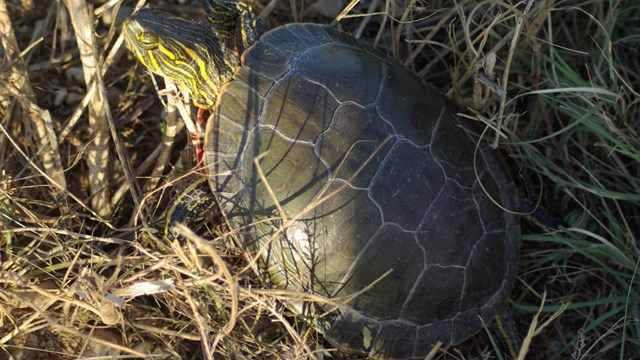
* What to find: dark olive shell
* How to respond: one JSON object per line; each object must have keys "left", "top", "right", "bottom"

{"left": 203, "top": 23, "right": 519, "bottom": 359}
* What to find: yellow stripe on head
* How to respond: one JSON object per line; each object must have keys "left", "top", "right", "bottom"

{"left": 158, "top": 44, "right": 177, "bottom": 61}
{"left": 147, "top": 50, "right": 161, "bottom": 73}
{"left": 122, "top": 8, "right": 239, "bottom": 109}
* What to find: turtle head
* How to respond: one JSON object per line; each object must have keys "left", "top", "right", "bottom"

{"left": 123, "top": 8, "right": 238, "bottom": 108}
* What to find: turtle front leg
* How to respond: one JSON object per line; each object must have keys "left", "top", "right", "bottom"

{"left": 202, "top": 0, "right": 262, "bottom": 52}
{"left": 164, "top": 178, "right": 218, "bottom": 240}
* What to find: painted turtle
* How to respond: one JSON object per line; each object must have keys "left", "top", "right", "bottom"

{"left": 123, "top": 1, "right": 520, "bottom": 358}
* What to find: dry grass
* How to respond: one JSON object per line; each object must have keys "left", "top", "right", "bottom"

{"left": 0, "top": 0, "right": 638, "bottom": 359}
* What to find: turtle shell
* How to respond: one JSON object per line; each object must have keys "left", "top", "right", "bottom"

{"left": 202, "top": 23, "right": 519, "bottom": 359}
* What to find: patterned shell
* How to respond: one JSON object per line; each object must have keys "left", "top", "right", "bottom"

{"left": 202, "top": 23, "right": 520, "bottom": 359}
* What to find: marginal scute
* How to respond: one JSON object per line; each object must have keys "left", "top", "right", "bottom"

{"left": 376, "top": 63, "right": 447, "bottom": 146}
{"left": 215, "top": 78, "right": 262, "bottom": 129}
{"left": 413, "top": 321, "right": 455, "bottom": 356}
{"left": 256, "top": 25, "right": 310, "bottom": 57}
{"left": 249, "top": 128, "right": 328, "bottom": 215}
{"left": 241, "top": 41, "right": 291, "bottom": 82}
{"left": 460, "top": 232, "right": 508, "bottom": 311}
{"left": 429, "top": 108, "right": 477, "bottom": 186}
{"left": 324, "top": 311, "right": 381, "bottom": 355}
{"left": 448, "top": 312, "right": 481, "bottom": 346}
{"left": 287, "top": 23, "right": 335, "bottom": 47}
{"left": 372, "top": 321, "right": 418, "bottom": 359}
{"left": 232, "top": 65, "right": 276, "bottom": 97}
{"left": 402, "top": 265, "right": 465, "bottom": 323}
{"left": 303, "top": 182, "right": 383, "bottom": 297}
{"left": 298, "top": 45, "right": 382, "bottom": 104}
{"left": 204, "top": 113, "right": 245, "bottom": 159}
{"left": 333, "top": 225, "right": 424, "bottom": 319}
{"left": 417, "top": 180, "right": 482, "bottom": 266}
{"left": 473, "top": 169, "right": 508, "bottom": 232}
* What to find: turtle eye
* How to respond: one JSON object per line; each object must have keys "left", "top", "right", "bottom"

{"left": 138, "top": 31, "right": 159, "bottom": 49}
